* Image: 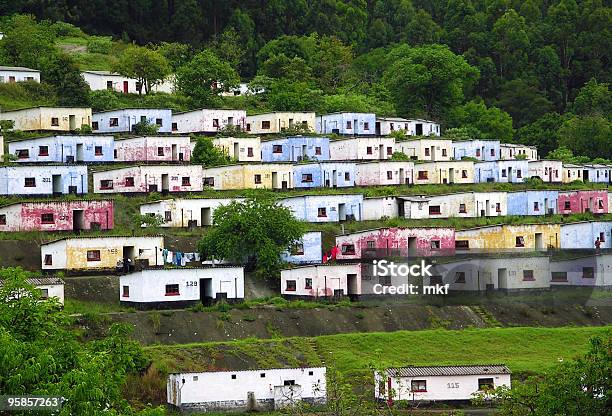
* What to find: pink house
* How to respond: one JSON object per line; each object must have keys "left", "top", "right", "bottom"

{"left": 558, "top": 190, "right": 608, "bottom": 215}
{"left": 335, "top": 227, "right": 455, "bottom": 260}
{"left": 113, "top": 136, "right": 191, "bottom": 162}
{"left": 0, "top": 200, "right": 114, "bottom": 232}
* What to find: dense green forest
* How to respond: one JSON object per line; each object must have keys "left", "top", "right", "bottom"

{"left": 0, "top": 0, "right": 610, "bottom": 158}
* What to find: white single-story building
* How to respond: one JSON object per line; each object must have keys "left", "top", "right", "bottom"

{"left": 329, "top": 137, "right": 396, "bottom": 160}
{"left": 362, "top": 196, "right": 400, "bottom": 221}
{"left": 375, "top": 365, "right": 511, "bottom": 402}
{"left": 395, "top": 139, "right": 452, "bottom": 161}
{"left": 281, "top": 231, "right": 322, "bottom": 264}
{"left": 245, "top": 112, "right": 316, "bottom": 134}
{"left": 82, "top": 70, "right": 174, "bottom": 94}
{"left": 0, "top": 106, "right": 92, "bottom": 131}
{"left": 550, "top": 254, "right": 612, "bottom": 287}
{"left": 139, "top": 197, "right": 244, "bottom": 227}
{"left": 168, "top": 367, "right": 327, "bottom": 412}
{"left": 278, "top": 194, "right": 363, "bottom": 222}
{"left": 281, "top": 264, "right": 361, "bottom": 298}
{"left": 500, "top": 143, "right": 538, "bottom": 161}
{"left": 0, "top": 276, "right": 65, "bottom": 305}
{"left": 93, "top": 165, "right": 203, "bottom": 194}
{"left": 211, "top": 136, "right": 261, "bottom": 162}
{"left": 92, "top": 108, "right": 172, "bottom": 133}
{"left": 120, "top": 267, "right": 244, "bottom": 309}
{"left": 0, "top": 165, "right": 88, "bottom": 196}
{"left": 375, "top": 117, "right": 440, "bottom": 136}
{"left": 528, "top": 160, "right": 562, "bottom": 183}
{"left": 355, "top": 160, "right": 414, "bottom": 186}
{"left": 113, "top": 136, "right": 191, "bottom": 162}
{"left": 0, "top": 66, "right": 40, "bottom": 83}
{"left": 8, "top": 135, "right": 115, "bottom": 163}
{"left": 171, "top": 109, "right": 247, "bottom": 134}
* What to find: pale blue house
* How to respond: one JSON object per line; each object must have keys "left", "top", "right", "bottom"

{"left": 315, "top": 112, "right": 376, "bottom": 135}
{"left": 282, "top": 231, "right": 322, "bottom": 264}
{"left": 452, "top": 140, "right": 501, "bottom": 161}
{"left": 9, "top": 135, "right": 115, "bottom": 163}
{"left": 560, "top": 221, "right": 612, "bottom": 249}
{"left": 279, "top": 194, "right": 363, "bottom": 222}
{"left": 475, "top": 160, "right": 529, "bottom": 183}
{"left": 261, "top": 136, "right": 330, "bottom": 162}
{"left": 0, "top": 165, "right": 88, "bottom": 195}
{"left": 507, "top": 190, "right": 558, "bottom": 216}
{"left": 293, "top": 162, "right": 356, "bottom": 188}
{"left": 92, "top": 108, "right": 173, "bottom": 133}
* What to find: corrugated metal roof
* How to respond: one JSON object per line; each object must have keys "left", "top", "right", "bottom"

{"left": 387, "top": 364, "right": 511, "bottom": 377}
{"left": 0, "top": 277, "right": 65, "bottom": 286}
{"left": 0, "top": 65, "right": 40, "bottom": 72}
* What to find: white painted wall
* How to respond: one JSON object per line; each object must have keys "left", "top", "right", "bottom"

{"left": 212, "top": 137, "right": 261, "bottom": 162}
{"left": 172, "top": 109, "right": 247, "bottom": 134}
{"left": 362, "top": 197, "right": 399, "bottom": 220}
{"left": 355, "top": 161, "right": 414, "bottom": 185}
{"left": 0, "top": 67, "right": 40, "bottom": 83}
{"left": 140, "top": 197, "right": 244, "bottom": 227}
{"left": 395, "top": 139, "right": 452, "bottom": 161}
{"left": 246, "top": 113, "right": 316, "bottom": 134}
{"left": 329, "top": 137, "right": 396, "bottom": 160}
{"left": 281, "top": 264, "right": 361, "bottom": 296}
{"left": 92, "top": 109, "right": 172, "bottom": 133}
{"left": 168, "top": 367, "right": 326, "bottom": 408}
{"left": 120, "top": 267, "right": 244, "bottom": 303}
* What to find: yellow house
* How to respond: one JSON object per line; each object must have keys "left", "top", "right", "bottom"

{"left": 245, "top": 112, "right": 316, "bottom": 134}
{"left": 562, "top": 163, "right": 584, "bottom": 183}
{"left": 455, "top": 223, "right": 561, "bottom": 251}
{"left": 212, "top": 136, "right": 262, "bottom": 162}
{"left": 0, "top": 106, "right": 92, "bottom": 131}
{"left": 413, "top": 160, "right": 475, "bottom": 185}
{"left": 202, "top": 163, "right": 293, "bottom": 190}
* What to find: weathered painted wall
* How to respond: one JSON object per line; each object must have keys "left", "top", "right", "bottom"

{"left": 92, "top": 109, "right": 172, "bottom": 133}
{"left": 0, "top": 200, "right": 113, "bottom": 232}
{"left": 281, "top": 264, "right": 361, "bottom": 297}
{"left": 9, "top": 135, "right": 114, "bottom": 163}
{"left": 335, "top": 227, "right": 456, "bottom": 260}
{"left": 362, "top": 197, "right": 399, "bottom": 220}
{"left": 558, "top": 190, "right": 608, "bottom": 214}
{"left": 114, "top": 136, "right": 191, "bottom": 162}
{"left": 140, "top": 198, "right": 244, "bottom": 227}
{"left": 292, "top": 162, "right": 355, "bottom": 188}
{"left": 550, "top": 254, "right": 612, "bottom": 287}
{"left": 395, "top": 139, "right": 452, "bottom": 161}
{"left": 355, "top": 161, "right": 413, "bottom": 186}
{"left": 452, "top": 140, "right": 501, "bottom": 161}
{"left": 584, "top": 165, "right": 611, "bottom": 183}
{"left": 212, "top": 137, "right": 261, "bottom": 162}
{"left": 500, "top": 144, "right": 538, "bottom": 160}
{"left": 281, "top": 232, "right": 322, "bottom": 264}
{"left": 455, "top": 223, "right": 561, "bottom": 251}
{"left": 528, "top": 160, "right": 562, "bottom": 182}
{"left": 376, "top": 118, "right": 440, "bottom": 136}
{"left": 0, "top": 107, "right": 92, "bottom": 131}
{"left": 403, "top": 193, "right": 474, "bottom": 219}
{"left": 560, "top": 221, "right": 612, "bottom": 249}
{"left": 246, "top": 112, "right": 316, "bottom": 134}
{"left": 41, "top": 236, "right": 164, "bottom": 270}
{"left": 0, "top": 68, "right": 40, "bottom": 83}
{"left": 413, "top": 161, "right": 475, "bottom": 185}
{"left": 279, "top": 194, "right": 363, "bottom": 222}
{"left": 261, "top": 136, "right": 330, "bottom": 162}
{"left": 93, "top": 165, "right": 203, "bottom": 193}
{"left": 203, "top": 164, "right": 293, "bottom": 190}
{"left": 0, "top": 165, "right": 88, "bottom": 195}
{"left": 316, "top": 112, "right": 376, "bottom": 135}
{"left": 171, "top": 109, "right": 246, "bottom": 134}
{"left": 562, "top": 165, "right": 583, "bottom": 183}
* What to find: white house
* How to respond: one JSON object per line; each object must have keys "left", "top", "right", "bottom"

{"left": 167, "top": 367, "right": 327, "bottom": 412}
{"left": 550, "top": 254, "right": 612, "bottom": 287}
{"left": 355, "top": 161, "right": 414, "bottom": 186}
{"left": 171, "top": 109, "right": 247, "bottom": 134}
{"left": 93, "top": 165, "right": 203, "bottom": 194}
{"left": 82, "top": 70, "right": 174, "bottom": 94}
{"left": 278, "top": 194, "right": 363, "bottom": 222}
{"left": 245, "top": 112, "right": 316, "bottom": 134}
{"left": 0, "top": 66, "right": 40, "bottom": 83}
{"left": 375, "top": 117, "right": 440, "bottom": 136}
{"left": 0, "top": 135, "right": 3, "bottom": 160}
{"left": 120, "top": 267, "right": 244, "bottom": 309}
{"left": 329, "top": 137, "right": 396, "bottom": 160}
{"left": 375, "top": 365, "right": 511, "bottom": 402}
{"left": 452, "top": 140, "right": 501, "bottom": 161}
{"left": 8, "top": 135, "right": 115, "bottom": 163}
{"left": 500, "top": 143, "right": 538, "bottom": 161}
{"left": 211, "top": 137, "right": 262, "bottom": 162}
{"left": 92, "top": 108, "right": 172, "bottom": 133}
{"left": 395, "top": 139, "right": 452, "bottom": 161}
{"left": 362, "top": 196, "right": 400, "bottom": 220}
{"left": 528, "top": 160, "right": 562, "bottom": 183}
{"left": 315, "top": 112, "right": 376, "bottom": 135}
{"left": 0, "top": 276, "right": 65, "bottom": 305}
{"left": 0, "top": 165, "right": 88, "bottom": 196}
{"left": 140, "top": 197, "right": 244, "bottom": 227}
{"left": 281, "top": 264, "right": 361, "bottom": 298}
{"left": 41, "top": 235, "right": 164, "bottom": 271}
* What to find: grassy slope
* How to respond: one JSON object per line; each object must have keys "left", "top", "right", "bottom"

{"left": 146, "top": 326, "right": 611, "bottom": 378}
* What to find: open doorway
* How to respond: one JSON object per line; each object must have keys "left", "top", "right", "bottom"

{"left": 69, "top": 115, "right": 76, "bottom": 130}
{"left": 497, "top": 268, "right": 507, "bottom": 289}
{"left": 415, "top": 123, "right": 423, "bottom": 136}
{"left": 76, "top": 144, "right": 84, "bottom": 162}
{"left": 73, "top": 209, "right": 84, "bottom": 232}
{"left": 347, "top": 273, "right": 358, "bottom": 300}
{"left": 52, "top": 175, "right": 61, "bottom": 195}
{"left": 233, "top": 142, "right": 239, "bottom": 159}
{"left": 408, "top": 237, "right": 417, "bottom": 257}
{"left": 338, "top": 203, "right": 346, "bottom": 221}
{"left": 172, "top": 144, "right": 178, "bottom": 161}
{"left": 161, "top": 174, "right": 169, "bottom": 193}
{"left": 375, "top": 122, "right": 381, "bottom": 135}
{"left": 123, "top": 246, "right": 135, "bottom": 272}
{"left": 485, "top": 200, "right": 490, "bottom": 216}
{"left": 199, "top": 278, "right": 213, "bottom": 304}
{"left": 583, "top": 170, "right": 589, "bottom": 182}
{"left": 272, "top": 172, "right": 278, "bottom": 188}
{"left": 535, "top": 232, "right": 543, "bottom": 250}
{"left": 448, "top": 168, "right": 455, "bottom": 184}
{"left": 201, "top": 207, "right": 211, "bottom": 226}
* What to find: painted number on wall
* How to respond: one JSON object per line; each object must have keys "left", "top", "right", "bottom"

{"left": 447, "top": 382, "right": 459, "bottom": 389}
{"left": 42, "top": 178, "right": 51, "bottom": 183}
{"left": 186, "top": 281, "right": 198, "bottom": 287}
{"left": 108, "top": 248, "right": 118, "bottom": 254}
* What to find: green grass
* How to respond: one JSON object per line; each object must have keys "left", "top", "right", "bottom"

{"left": 64, "top": 298, "right": 130, "bottom": 315}
{"left": 145, "top": 326, "right": 610, "bottom": 379}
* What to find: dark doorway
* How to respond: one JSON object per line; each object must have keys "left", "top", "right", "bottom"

{"left": 199, "top": 278, "right": 213, "bottom": 304}
{"left": 415, "top": 123, "right": 423, "bottom": 136}
{"left": 73, "top": 209, "right": 84, "bottom": 232}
